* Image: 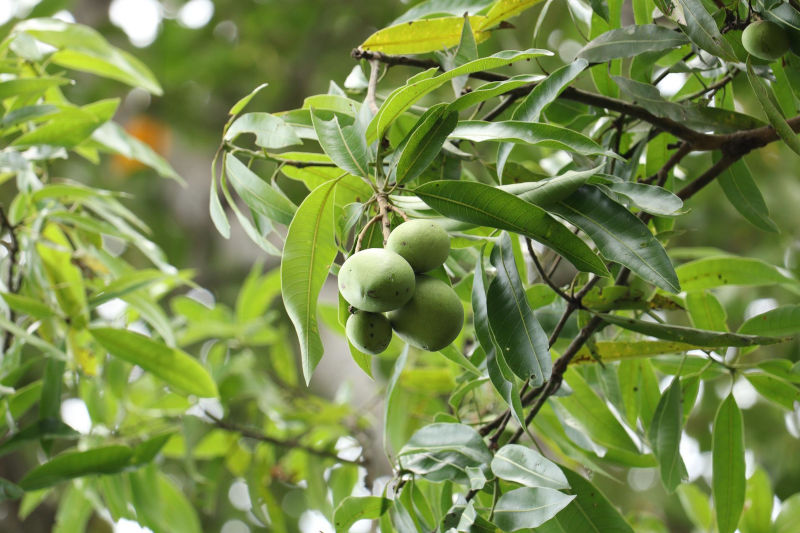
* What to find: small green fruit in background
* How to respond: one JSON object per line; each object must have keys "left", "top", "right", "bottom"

{"left": 346, "top": 311, "right": 392, "bottom": 355}
{"left": 742, "top": 20, "right": 790, "bottom": 61}
{"left": 388, "top": 275, "right": 464, "bottom": 351}
{"left": 386, "top": 219, "right": 451, "bottom": 273}
{"left": 338, "top": 248, "right": 415, "bottom": 312}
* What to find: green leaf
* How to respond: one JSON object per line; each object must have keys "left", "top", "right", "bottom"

{"left": 90, "top": 328, "right": 218, "bottom": 397}
{"left": 740, "top": 468, "right": 773, "bottom": 533}
{"left": 493, "top": 487, "right": 575, "bottom": 530}
{"left": 225, "top": 154, "right": 296, "bottom": 225}
{"left": 487, "top": 233, "right": 551, "bottom": 384}
{"left": 0, "top": 478, "right": 24, "bottom": 502}
{"left": 648, "top": 378, "right": 687, "bottom": 492}
{"left": 281, "top": 179, "right": 340, "bottom": 384}
{"left": 395, "top": 106, "right": 458, "bottom": 184}
{"left": 492, "top": 444, "right": 570, "bottom": 489}
{"left": 52, "top": 484, "right": 92, "bottom": 533}
{"left": 600, "top": 181, "right": 683, "bottom": 216}
{"left": 747, "top": 58, "right": 800, "bottom": 157}
{"left": 414, "top": 180, "right": 609, "bottom": 276}
{"left": 685, "top": 290, "right": 727, "bottom": 332}
{"left": 536, "top": 467, "right": 635, "bottom": 533}
{"left": 311, "top": 112, "right": 370, "bottom": 178}
{"left": 551, "top": 186, "right": 680, "bottom": 293}
{"left": 449, "top": 74, "right": 543, "bottom": 111}
{"left": 228, "top": 82, "right": 269, "bottom": 116}
{"left": 744, "top": 373, "right": 800, "bottom": 410}
{"left": 0, "top": 292, "right": 57, "bottom": 319}
{"left": 675, "top": 0, "right": 737, "bottom": 61}
{"left": 334, "top": 497, "right": 392, "bottom": 532}
{"left": 368, "top": 49, "right": 551, "bottom": 140}
{"left": 92, "top": 122, "right": 181, "bottom": 181}
{"left": 13, "top": 106, "right": 107, "bottom": 148}
{"left": 774, "top": 493, "right": 800, "bottom": 533}
{"left": 598, "top": 313, "right": 785, "bottom": 347}
{"left": 676, "top": 484, "right": 713, "bottom": 531}
{"left": 739, "top": 305, "right": 800, "bottom": 337}
{"left": 497, "top": 60, "right": 588, "bottom": 179}
{"left": 712, "top": 394, "right": 746, "bottom": 533}
{"left": 676, "top": 256, "right": 798, "bottom": 291}
{"left": 0, "top": 77, "right": 69, "bottom": 101}
{"left": 717, "top": 159, "right": 778, "bottom": 233}
{"left": 359, "top": 15, "right": 491, "bottom": 54}
{"left": 451, "top": 120, "right": 616, "bottom": 157}
{"left": 36, "top": 227, "right": 87, "bottom": 327}
{"left": 577, "top": 24, "right": 690, "bottom": 62}
{"left": 0, "top": 419, "right": 77, "bottom": 457}
{"left": 224, "top": 112, "right": 302, "bottom": 150}
{"left": 480, "top": 0, "right": 546, "bottom": 29}
{"left": 392, "top": 0, "right": 494, "bottom": 24}
{"left": 14, "top": 19, "right": 162, "bottom": 94}
{"left": 397, "top": 423, "right": 491, "bottom": 485}
{"left": 502, "top": 165, "right": 602, "bottom": 205}
{"left": 572, "top": 340, "right": 697, "bottom": 364}
{"left": 19, "top": 445, "right": 134, "bottom": 490}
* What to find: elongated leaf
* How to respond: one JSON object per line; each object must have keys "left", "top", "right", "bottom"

{"left": 224, "top": 112, "right": 301, "bottom": 149}
{"left": 415, "top": 181, "right": 609, "bottom": 275}
{"left": 713, "top": 394, "right": 746, "bottom": 533}
{"left": 675, "top": 0, "right": 737, "bottom": 61}
{"left": 449, "top": 74, "right": 542, "bottom": 111}
{"left": 551, "top": 186, "right": 680, "bottom": 293}
{"left": 493, "top": 487, "right": 575, "bottom": 530}
{"left": 358, "top": 15, "right": 490, "bottom": 54}
{"left": 717, "top": 159, "right": 778, "bottom": 233}
{"left": 281, "top": 179, "right": 340, "bottom": 384}
{"left": 0, "top": 77, "right": 69, "bottom": 100}
{"left": 92, "top": 122, "right": 180, "bottom": 181}
{"left": 397, "top": 423, "right": 491, "bottom": 484}
{"left": 536, "top": 467, "right": 635, "bottom": 533}
{"left": 739, "top": 305, "right": 800, "bottom": 337}
{"left": 0, "top": 292, "right": 57, "bottom": 319}
{"left": 740, "top": 468, "right": 773, "bottom": 533}
{"left": 334, "top": 496, "right": 392, "bottom": 532}
{"left": 676, "top": 256, "right": 797, "bottom": 291}
{"left": 480, "top": 0, "right": 545, "bottom": 29}
{"left": 686, "top": 290, "right": 727, "bottom": 331}
{"left": 90, "top": 328, "right": 217, "bottom": 397}
{"left": 228, "top": 82, "right": 269, "bottom": 116}
{"left": 396, "top": 107, "right": 458, "bottom": 184}
{"left": 452, "top": 120, "right": 614, "bottom": 157}
{"left": 648, "top": 378, "right": 687, "bottom": 492}
{"left": 502, "top": 165, "right": 602, "bottom": 206}
{"left": 677, "top": 484, "right": 713, "bottom": 531}
{"left": 36, "top": 227, "right": 88, "bottom": 328}
{"left": 744, "top": 373, "right": 800, "bottom": 410}
{"left": 19, "top": 445, "right": 134, "bottom": 490}
{"left": 368, "top": 49, "right": 551, "bottom": 140}
{"left": 492, "top": 444, "right": 570, "bottom": 489}
{"left": 392, "top": 0, "right": 494, "bottom": 24}
{"left": 598, "top": 313, "right": 785, "bottom": 347}
{"left": 746, "top": 59, "right": 800, "bottom": 157}
{"left": 497, "top": 59, "right": 588, "bottom": 179}
{"left": 14, "top": 106, "right": 105, "bottom": 148}
{"left": 0, "top": 478, "right": 24, "bottom": 502}
{"left": 225, "top": 154, "right": 296, "bottom": 225}
{"left": 572, "top": 340, "right": 697, "bottom": 364}
{"left": 601, "top": 181, "right": 683, "bottom": 216}
{"left": 578, "top": 24, "right": 690, "bottom": 62}
{"left": 487, "top": 233, "right": 551, "bottom": 384}
{"left": 311, "top": 112, "right": 370, "bottom": 178}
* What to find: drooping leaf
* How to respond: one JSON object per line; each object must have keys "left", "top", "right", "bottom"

{"left": 311, "top": 112, "right": 370, "bottom": 178}
{"left": 92, "top": 122, "right": 181, "bottom": 181}
{"left": 281, "top": 179, "right": 340, "bottom": 384}
{"left": 712, "top": 394, "right": 746, "bottom": 533}
{"left": 225, "top": 154, "right": 296, "bottom": 225}
{"left": 415, "top": 180, "right": 609, "bottom": 275}
{"left": 496, "top": 59, "right": 589, "bottom": 179}
{"left": 493, "top": 487, "right": 575, "bottom": 530}
{"left": 536, "top": 467, "right": 635, "bottom": 533}
{"left": 648, "top": 378, "right": 687, "bottom": 492}
{"left": 578, "top": 24, "right": 690, "bottom": 62}
{"left": 551, "top": 186, "right": 680, "bottom": 293}
{"left": 676, "top": 484, "right": 713, "bottom": 531}
{"left": 491, "top": 444, "right": 570, "bottom": 489}
{"left": 717, "top": 159, "right": 779, "bottom": 233}
{"left": 90, "top": 328, "right": 218, "bottom": 397}
{"left": 19, "top": 445, "right": 134, "bottom": 491}
{"left": 487, "top": 233, "right": 552, "bottom": 384}
{"left": 395, "top": 106, "right": 458, "bottom": 184}
{"left": 739, "top": 468, "right": 774, "bottom": 533}
{"left": 746, "top": 58, "right": 800, "bottom": 157}
{"left": 675, "top": 0, "right": 737, "bottom": 61}
{"left": 598, "top": 312, "right": 785, "bottom": 347}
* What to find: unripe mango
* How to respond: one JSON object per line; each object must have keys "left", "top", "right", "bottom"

{"left": 338, "top": 248, "right": 415, "bottom": 312}
{"left": 742, "top": 21, "right": 790, "bottom": 61}
{"left": 388, "top": 275, "right": 463, "bottom": 351}
{"left": 346, "top": 311, "right": 392, "bottom": 355}
{"left": 386, "top": 219, "right": 450, "bottom": 273}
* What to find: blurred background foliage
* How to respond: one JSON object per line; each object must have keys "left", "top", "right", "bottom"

{"left": 0, "top": 1, "right": 798, "bottom": 532}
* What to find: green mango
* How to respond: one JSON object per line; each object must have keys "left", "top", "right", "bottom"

{"left": 338, "top": 248, "right": 415, "bottom": 312}
{"left": 388, "top": 275, "right": 463, "bottom": 351}
{"left": 386, "top": 219, "right": 450, "bottom": 273}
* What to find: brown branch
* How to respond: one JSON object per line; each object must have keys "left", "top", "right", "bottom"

{"left": 642, "top": 142, "right": 691, "bottom": 185}
{"left": 525, "top": 238, "right": 572, "bottom": 304}
{"left": 355, "top": 214, "right": 382, "bottom": 252}
{"left": 0, "top": 206, "right": 20, "bottom": 354}
{"left": 205, "top": 411, "right": 363, "bottom": 465}
{"left": 376, "top": 194, "right": 392, "bottom": 244}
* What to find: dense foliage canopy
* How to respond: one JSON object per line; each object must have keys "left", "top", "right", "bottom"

{"left": 1, "top": 0, "right": 800, "bottom": 532}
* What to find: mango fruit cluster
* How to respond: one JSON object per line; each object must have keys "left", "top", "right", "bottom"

{"left": 338, "top": 220, "right": 463, "bottom": 354}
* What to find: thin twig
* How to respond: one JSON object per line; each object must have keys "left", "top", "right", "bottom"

{"left": 355, "top": 214, "right": 382, "bottom": 252}
{"left": 0, "top": 206, "right": 20, "bottom": 354}
{"left": 525, "top": 238, "right": 572, "bottom": 303}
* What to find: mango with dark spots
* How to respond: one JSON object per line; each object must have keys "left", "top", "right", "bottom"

{"left": 388, "top": 275, "right": 463, "bottom": 351}
{"left": 346, "top": 311, "right": 392, "bottom": 355}
{"left": 386, "top": 219, "right": 450, "bottom": 273}
{"left": 338, "top": 248, "right": 415, "bottom": 312}
{"left": 743, "top": 21, "right": 790, "bottom": 61}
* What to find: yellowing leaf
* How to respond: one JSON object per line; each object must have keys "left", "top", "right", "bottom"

{"left": 480, "top": 0, "right": 545, "bottom": 30}
{"left": 359, "top": 16, "right": 490, "bottom": 55}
